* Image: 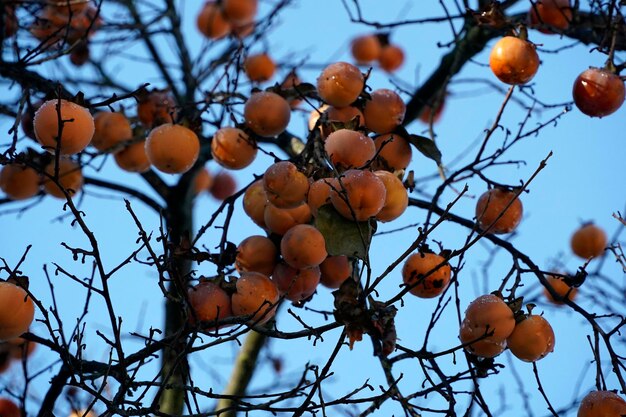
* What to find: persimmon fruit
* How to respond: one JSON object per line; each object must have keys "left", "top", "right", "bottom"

{"left": 489, "top": 36, "right": 539, "bottom": 85}
{"left": 145, "top": 124, "right": 200, "bottom": 174}
{"left": 572, "top": 68, "right": 625, "bottom": 118}
{"left": 319, "top": 255, "right": 352, "bottom": 289}
{"left": 578, "top": 391, "right": 626, "bottom": 417}
{"left": 324, "top": 129, "right": 376, "bottom": 170}
{"left": 34, "top": 99, "right": 95, "bottom": 155}
{"left": 317, "top": 62, "right": 364, "bottom": 108}
{"left": 187, "top": 281, "right": 232, "bottom": 325}
{"left": 91, "top": 112, "right": 132, "bottom": 152}
{"left": 0, "top": 281, "right": 35, "bottom": 342}
{"left": 231, "top": 272, "right": 279, "bottom": 324}
{"left": 210, "top": 171, "right": 237, "bottom": 200}
{"left": 197, "top": 2, "right": 231, "bottom": 40}
{"left": 264, "top": 202, "right": 312, "bottom": 236}
{"left": 571, "top": 223, "right": 606, "bottom": 259}
{"left": 0, "top": 164, "right": 40, "bottom": 200}
{"left": 351, "top": 34, "right": 381, "bottom": 63}
{"left": 330, "top": 169, "right": 386, "bottom": 221}
{"left": 507, "top": 314, "right": 555, "bottom": 362}
{"left": 243, "top": 179, "right": 268, "bottom": 228}
{"left": 378, "top": 44, "right": 404, "bottom": 72}
{"left": 529, "top": 0, "right": 572, "bottom": 33}
{"left": 222, "top": 0, "right": 257, "bottom": 24}
{"left": 543, "top": 274, "right": 577, "bottom": 304}
{"left": 235, "top": 236, "right": 278, "bottom": 276}
{"left": 402, "top": 252, "right": 451, "bottom": 298}
{"left": 374, "top": 171, "right": 408, "bottom": 222}
{"left": 0, "top": 398, "right": 20, "bottom": 417}
{"left": 372, "top": 134, "right": 412, "bottom": 172}
{"left": 363, "top": 89, "right": 406, "bottom": 134}
{"left": 211, "top": 127, "right": 257, "bottom": 170}
{"left": 459, "top": 294, "right": 515, "bottom": 358}
{"left": 475, "top": 189, "right": 523, "bottom": 234}
{"left": 43, "top": 158, "right": 83, "bottom": 199}
{"left": 244, "top": 53, "right": 276, "bottom": 82}
{"left": 244, "top": 92, "right": 291, "bottom": 137}
{"left": 114, "top": 141, "right": 151, "bottom": 173}
{"left": 271, "top": 263, "right": 320, "bottom": 302}
{"left": 263, "top": 161, "right": 309, "bottom": 209}
{"left": 280, "top": 224, "right": 327, "bottom": 270}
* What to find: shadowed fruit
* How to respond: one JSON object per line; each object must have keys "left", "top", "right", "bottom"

{"left": 0, "top": 164, "right": 40, "bottom": 200}
{"left": 43, "top": 158, "right": 83, "bottom": 199}
{"left": 578, "top": 391, "right": 626, "bottom": 417}
{"left": 34, "top": 99, "right": 94, "bottom": 155}
{"left": 243, "top": 180, "right": 268, "bottom": 228}
{"left": 263, "top": 161, "right": 309, "bottom": 209}
{"left": 271, "top": 263, "right": 320, "bottom": 302}
{"left": 312, "top": 106, "right": 366, "bottom": 138}
{"left": 572, "top": 68, "right": 625, "bottom": 117}
{"left": 307, "top": 178, "right": 336, "bottom": 217}
{"left": 372, "top": 134, "right": 412, "bottom": 171}
{"left": 188, "top": 281, "right": 232, "bottom": 325}
{"left": 145, "top": 124, "right": 200, "bottom": 174}
{"left": 222, "top": 0, "right": 257, "bottom": 24}
{"left": 507, "top": 314, "right": 555, "bottom": 362}
{"left": 529, "top": 0, "right": 572, "bottom": 33}
{"left": 244, "top": 92, "right": 291, "bottom": 137}
{"left": 330, "top": 169, "right": 386, "bottom": 221}
{"left": 363, "top": 89, "right": 406, "bottom": 134}
{"left": 378, "top": 44, "right": 404, "bottom": 72}
{"left": 281, "top": 224, "right": 327, "bottom": 269}
{"left": 236, "top": 236, "right": 278, "bottom": 276}
{"left": 0, "top": 398, "right": 20, "bottom": 417}
{"left": 137, "top": 90, "right": 177, "bottom": 128}
{"left": 459, "top": 294, "right": 515, "bottom": 358}
{"left": 197, "top": 2, "right": 231, "bottom": 39}
{"left": 543, "top": 274, "right": 577, "bottom": 304}
{"left": 231, "top": 272, "right": 279, "bottom": 324}
{"left": 324, "top": 129, "right": 376, "bottom": 170}
{"left": 0, "top": 281, "right": 35, "bottom": 342}
{"left": 210, "top": 171, "right": 237, "bottom": 200}
{"left": 264, "top": 202, "right": 311, "bottom": 236}
{"left": 351, "top": 34, "right": 381, "bottom": 63}
{"left": 489, "top": 36, "right": 539, "bottom": 85}
{"left": 374, "top": 171, "right": 408, "bottom": 222}
{"left": 319, "top": 255, "right": 352, "bottom": 289}
{"left": 317, "top": 62, "right": 364, "bottom": 107}
{"left": 114, "top": 141, "right": 151, "bottom": 173}
{"left": 211, "top": 127, "right": 257, "bottom": 170}
{"left": 244, "top": 53, "right": 276, "bottom": 82}
{"left": 475, "top": 189, "right": 523, "bottom": 234}
{"left": 91, "top": 112, "right": 132, "bottom": 152}
{"left": 193, "top": 168, "right": 214, "bottom": 195}
{"left": 571, "top": 223, "right": 606, "bottom": 259}
{"left": 402, "top": 252, "right": 451, "bottom": 298}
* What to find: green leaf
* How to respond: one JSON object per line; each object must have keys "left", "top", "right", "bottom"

{"left": 314, "top": 205, "right": 376, "bottom": 260}
{"left": 407, "top": 134, "right": 442, "bottom": 166}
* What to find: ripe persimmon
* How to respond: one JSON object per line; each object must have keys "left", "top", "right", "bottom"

{"left": 529, "top": 0, "right": 572, "bottom": 33}
{"left": 244, "top": 53, "right": 276, "bottom": 82}
{"left": 307, "top": 178, "right": 336, "bottom": 216}
{"left": 197, "top": 2, "right": 231, "bottom": 40}
{"left": 91, "top": 112, "right": 132, "bottom": 152}
{"left": 489, "top": 36, "right": 539, "bottom": 85}
{"left": 243, "top": 179, "right": 268, "bottom": 228}
{"left": 0, "top": 281, "right": 35, "bottom": 342}
{"left": 351, "top": 34, "right": 381, "bottom": 64}
{"left": 319, "top": 255, "right": 352, "bottom": 289}
{"left": 317, "top": 62, "right": 364, "bottom": 108}
{"left": 194, "top": 168, "right": 214, "bottom": 195}
{"left": 363, "top": 89, "right": 406, "bottom": 134}
{"left": 571, "top": 223, "right": 606, "bottom": 259}
{"left": 263, "top": 161, "right": 309, "bottom": 209}
{"left": 244, "top": 92, "right": 291, "bottom": 137}
{"left": 210, "top": 171, "right": 237, "bottom": 200}
{"left": 507, "top": 314, "right": 555, "bottom": 362}
{"left": 236, "top": 236, "right": 278, "bottom": 276}
{"left": 459, "top": 294, "right": 515, "bottom": 358}
{"left": 543, "top": 274, "right": 577, "bottom": 304}
{"left": 402, "top": 252, "right": 451, "bottom": 298}
{"left": 231, "top": 272, "right": 279, "bottom": 324}
{"left": 418, "top": 95, "right": 446, "bottom": 124}
{"left": 372, "top": 134, "right": 412, "bottom": 171}
{"left": 222, "top": 0, "right": 257, "bottom": 24}
{"left": 0, "top": 164, "right": 40, "bottom": 200}
{"left": 187, "top": 281, "right": 232, "bottom": 325}
{"left": 374, "top": 171, "right": 408, "bottom": 222}
{"left": 34, "top": 99, "right": 95, "bottom": 155}
{"left": 280, "top": 224, "right": 327, "bottom": 270}
{"left": 271, "top": 262, "right": 320, "bottom": 302}
{"left": 324, "top": 129, "right": 376, "bottom": 170}
{"left": 0, "top": 398, "right": 20, "bottom": 417}
{"left": 264, "top": 202, "right": 312, "bottom": 236}
{"left": 378, "top": 44, "right": 404, "bottom": 72}
{"left": 137, "top": 90, "right": 177, "bottom": 128}
{"left": 330, "top": 169, "right": 386, "bottom": 221}
{"left": 145, "top": 124, "right": 200, "bottom": 174}
{"left": 114, "top": 140, "right": 151, "bottom": 173}
{"left": 314, "top": 106, "right": 366, "bottom": 138}
{"left": 211, "top": 127, "right": 257, "bottom": 170}
{"left": 475, "top": 189, "right": 523, "bottom": 234}
{"left": 43, "top": 158, "right": 83, "bottom": 199}
{"left": 572, "top": 68, "right": 625, "bottom": 118}
{"left": 578, "top": 390, "right": 626, "bottom": 417}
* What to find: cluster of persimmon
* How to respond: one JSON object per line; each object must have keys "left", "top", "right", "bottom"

{"left": 459, "top": 294, "right": 555, "bottom": 362}
{"left": 488, "top": 1, "right": 625, "bottom": 117}
{"left": 350, "top": 34, "right": 405, "bottom": 73}
{"left": 197, "top": 0, "right": 257, "bottom": 41}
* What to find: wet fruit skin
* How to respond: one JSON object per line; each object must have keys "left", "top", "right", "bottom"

{"left": 330, "top": 169, "right": 387, "bottom": 221}
{"left": 243, "top": 180, "right": 268, "bottom": 228}
{"left": 571, "top": 223, "right": 607, "bottom": 259}
{"left": 489, "top": 36, "right": 539, "bottom": 85}
{"left": 0, "top": 164, "right": 40, "bottom": 200}
{"left": 507, "top": 315, "right": 555, "bottom": 362}
{"left": 529, "top": 0, "right": 572, "bottom": 33}
{"left": 577, "top": 391, "right": 626, "bottom": 417}
{"left": 402, "top": 252, "right": 451, "bottom": 298}
{"left": 114, "top": 141, "right": 151, "bottom": 173}
{"left": 317, "top": 62, "right": 364, "bottom": 108}
{"left": 0, "top": 281, "right": 35, "bottom": 342}
{"left": 211, "top": 127, "right": 257, "bottom": 170}
{"left": 34, "top": 99, "right": 95, "bottom": 155}
{"left": 324, "top": 129, "right": 376, "bottom": 170}
{"left": 263, "top": 161, "right": 309, "bottom": 209}
{"left": 475, "top": 189, "right": 523, "bottom": 234}
{"left": 363, "top": 89, "right": 406, "bottom": 134}
{"left": 264, "top": 202, "right": 311, "bottom": 236}
{"left": 231, "top": 272, "right": 280, "bottom": 325}
{"left": 187, "top": 281, "right": 232, "bottom": 325}
{"left": 91, "top": 112, "right": 132, "bottom": 152}
{"left": 572, "top": 68, "right": 625, "bottom": 117}
{"left": 459, "top": 294, "right": 515, "bottom": 358}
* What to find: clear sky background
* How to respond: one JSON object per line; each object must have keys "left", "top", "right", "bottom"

{"left": 1, "top": 1, "right": 625, "bottom": 416}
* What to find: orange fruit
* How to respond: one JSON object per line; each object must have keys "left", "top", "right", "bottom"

{"left": 317, "top": 62, "right": 364, "bottom": 108}
{"left": 187, "top": 281, "right": 232, "bottom": 325}
{"left": 244, "top": 53, "right": 276, "bottom": 82}
{"left": 402, "top": 252, "right": 451, "bottom": 298}
{"left": 242, "top": 179, "right": 268, "bottom": 228}
{"left": 34, "top": 99, "right": 95, "bottom": 155}
{"left": 197, "top": 2, "right": 231, "bottom": 40}
{"left": 475, "top": 189, "right": 523, "bottom": 234}
{"left": 372, "top": 134, "right": 412, "bottom": 171}
{"left": 571, "top": 223, "right": 607, "bottom": 259}
{"left": 324, "top": 129, "right": 376, "bottom": 170}
{"left": 271, "top": 263, "right": 320, "bottom": 302}
{"left": 280, "top": 224, "right": 327, "bottom": 270}
{"left": 351, "top": 34, "right": 381, "bottom": 63}
{"left": 193, "top": 168, "right": 214, "bottom": 195}
{"left": 572, "top": 68, "right": 625, "bottom": 118}
{"left": 0, "top": 281, "right": 35, "bottom": 342}
{"left": 145, "top": 124, "right": 200, "bottom": 174}
{"left": 231, "top": 272, "right": 279, "bottom": 324}
{"left": 91, "top": 112, "right": 132, "bottom": 152}
{"left": 330, "top": 169, "right": 386, "bottom": 221}
{"left": 114, "top": 140, "right": 151, "bottom": 173}
{"left": 0, "top": 164, "right": 40, "bottom": 200}
{"left": 578, "top": 391, "right": 626, "bottom": 417}
{"left": 244, "top": 92, "right": 291, "bottom": 137}
{"left": 43, "top": 158, "right": 83, "bottom": 199}
{"left": 319, "top": 256, "right": 352, "bottom": 289}
{"left": 211, "top": 127, "right": 257, "bottom": 170}
{"left": 307, "top": 178, "right": 335, "bottom": 217}
{"left": 543, "top": 274, "right": 577, "bottom": 305}
{"left": 374, "top": 170, "right": 408, "bottom": 222}
{"left": 222, "top": 0, "right": 257, "bottom": 24}
{"left": 378, "top": 44, "right": 404, "bottom": 72}
{"left": 459, "top": 294, "right": 515, "bottom": 358}
{"left": 489, "top": 36, "right": 539, "bottom": 85}
{"left": 263, "top": 161, "right": 309, "bottom": 209}
{"left": 0, "top": 398, "right": 20, "bottom": 417}
{"left": 264, "top": 202, "right": 311, "bottom": 236}
{"left": 363, "top": 89, "right": 406, "bottom": 134}
{"left": 507, "top": 314, "right": 555, "bottom": 362}
{"left": 529, "top": 0, "right": 572, "bottom": 33}
{"left": 235, "top": 235, "right": 278, "bottom": 276}
{"left": 210, "top": 171, "right": 237, "bottom": 200}
{"left": 137, "top": 90, "right": 177, "bottom": 128}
